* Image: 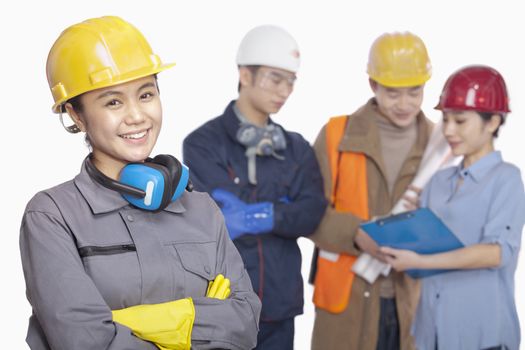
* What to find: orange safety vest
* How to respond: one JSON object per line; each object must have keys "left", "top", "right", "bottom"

{"left": 312, "top": 115, "right": 370, "bottom": 314}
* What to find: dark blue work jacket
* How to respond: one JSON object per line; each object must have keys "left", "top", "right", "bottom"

{"left": 183, "top": 101, "right": 326, "bottom": 321}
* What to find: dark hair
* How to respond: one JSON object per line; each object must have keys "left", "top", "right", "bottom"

{"left": 478, "top": 112, "right": 505, "bottom": 137}
{"left": 66, "top": 95, "right": 84, "bottom": 113}
{"left": 238, "top": 65, "right": 260, "bottom": 92}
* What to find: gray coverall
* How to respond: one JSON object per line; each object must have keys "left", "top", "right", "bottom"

{"left": 20, "top": 159, "right": 261, "bottom": 350}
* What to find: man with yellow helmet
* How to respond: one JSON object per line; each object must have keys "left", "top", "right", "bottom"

{"left": 308, "top": 32, "right": 433, "bottom": 350}
{"left": 20, "top": 16, "right": 260, "bottom": 350}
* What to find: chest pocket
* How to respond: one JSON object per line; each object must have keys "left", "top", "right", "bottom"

{"left": 253, "top": 157, "right": 299, "bottom": 201}
{"left": 226, "top": 140, "right": 298, "bottom": 198}
{"left": 78, "top": 243, "right": 142, "bottom": 309}
{"left": 174, "top": 241, "right": 217, "bottom": 297}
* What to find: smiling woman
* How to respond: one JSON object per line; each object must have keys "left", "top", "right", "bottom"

{"left": 19, "top": 15, "right": 260, "bottom": 350}
{"left": 65, "top": 77, "right": 163, "bottom": 178}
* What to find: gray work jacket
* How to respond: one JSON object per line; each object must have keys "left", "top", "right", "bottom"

{"left": 20, "top": 159, "right": 261, "bottom": 350}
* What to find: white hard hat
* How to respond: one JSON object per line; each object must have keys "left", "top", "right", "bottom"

{"left": 236, "top": 25, "right": 300, "bottom": 73}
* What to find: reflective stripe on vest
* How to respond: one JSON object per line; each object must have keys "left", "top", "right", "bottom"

{"left": 313, "top": 115, "right": 369, "bottom": 314}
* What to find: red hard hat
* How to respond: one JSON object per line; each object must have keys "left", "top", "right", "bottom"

{"left": 435, "top": 65, "right": 510, "bottom": 114}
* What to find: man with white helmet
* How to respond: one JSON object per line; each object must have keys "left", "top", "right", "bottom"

{"left": 183, "top": 25, "right": 326, "bottom": 349}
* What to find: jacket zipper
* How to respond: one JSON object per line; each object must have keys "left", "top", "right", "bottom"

{"left": 78, "top": 244, "right": 137, "bottom": 258}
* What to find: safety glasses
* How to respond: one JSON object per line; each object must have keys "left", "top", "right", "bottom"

{"left": 258, "top": 70, "right": 297, "bottom": 92}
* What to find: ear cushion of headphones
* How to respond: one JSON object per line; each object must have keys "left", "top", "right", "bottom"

{"left": 151, "top": 155, "right": 183, "bottom": 206}
{"left": 153, "top": 155, "right": 182, "bottom": 186}
{"left": 152, "top": 154, "right": 190, "bottom": 203}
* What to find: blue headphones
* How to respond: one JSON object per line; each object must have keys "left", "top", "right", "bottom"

{"left": 85, "top": 154, "right": 192, "bottom": 212}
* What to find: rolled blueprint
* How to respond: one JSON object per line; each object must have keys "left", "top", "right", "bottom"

{"left": 352, "top": 119, "right": 461, "bottom": 283}
{"left": 390, "top": 119, "right": 458, "bottom": 215}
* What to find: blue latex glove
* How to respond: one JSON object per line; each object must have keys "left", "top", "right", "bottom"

{"left": 211, "top": 189, "right": 274, "bottom": 240}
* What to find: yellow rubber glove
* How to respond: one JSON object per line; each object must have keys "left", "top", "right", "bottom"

{"left": 206, "top": 274, "right": 231, "bottom": 299}
{"left": 112, "top": 298, "right": 195, "bottom": 350}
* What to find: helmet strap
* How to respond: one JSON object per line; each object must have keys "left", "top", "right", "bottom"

{"left": 59, "top": 111, "right": 81, "bottom": 134}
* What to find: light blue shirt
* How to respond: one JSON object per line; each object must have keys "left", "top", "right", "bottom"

{"left": 414, "top": 151, "right": 525, "bottom": 350}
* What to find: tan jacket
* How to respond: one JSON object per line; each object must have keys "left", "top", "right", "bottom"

{"left": 310, "top": 99, "right": 433, "bottom": 350}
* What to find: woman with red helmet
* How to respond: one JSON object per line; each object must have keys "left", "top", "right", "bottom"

{"left": 380, "top": 65, "right": 525, "bottom": 350}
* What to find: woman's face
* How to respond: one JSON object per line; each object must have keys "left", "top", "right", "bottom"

{"left": 442, "top": 110, "right": 498, "bottom": 163}
{"left": 68, "top": 75, "right": 162, "bottom": 175}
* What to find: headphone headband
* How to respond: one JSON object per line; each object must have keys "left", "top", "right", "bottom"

{"left": 85, "top": 157, "right": 146, "bottom": 198}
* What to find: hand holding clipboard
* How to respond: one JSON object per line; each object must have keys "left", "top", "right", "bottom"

{"left": 359, "top": 208, "right": 464, "bottom": 278}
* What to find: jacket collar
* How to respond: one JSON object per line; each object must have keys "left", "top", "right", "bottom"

{"left": 74, "top": 157, "right": 186, "bottom": 215}
{"left": 339, "top": 98, "right": 431, "bottom": 164}
{"left": 221, "top": 100, "right": 281, "bottom": 144}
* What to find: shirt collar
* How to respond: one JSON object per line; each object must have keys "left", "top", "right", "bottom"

{"left": 233, "top": 102, "right": 262, "bottom": 126}
{"left": 450, "top": 151, "right": 502, "bottom": 183}
{"left": 74, "top": 157, "right": 186, "bottom": 215}
{"left": 222, "top": 100, "right": 279, "bottom": 144}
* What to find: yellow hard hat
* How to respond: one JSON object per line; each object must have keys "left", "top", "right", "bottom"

{"left": 46, "top": 16, "right": 175, "bottom": 113}
{"left": 367, "top": 32, "right": 431, "bottom": 87}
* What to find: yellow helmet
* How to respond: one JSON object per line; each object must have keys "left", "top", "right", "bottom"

{"left": 46, "top": 16, "right": 175, "bottom": 113}
{"left": 367, "top": 32, "right": 431, "bottom": 87}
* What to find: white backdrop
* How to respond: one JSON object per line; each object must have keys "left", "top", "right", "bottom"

{"left": 2, "top": 1, "right": 524, "bottom": 348}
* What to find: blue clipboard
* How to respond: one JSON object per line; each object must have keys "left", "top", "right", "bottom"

{"left": 359, "top": 208, "right": 464, "bottom": 278}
